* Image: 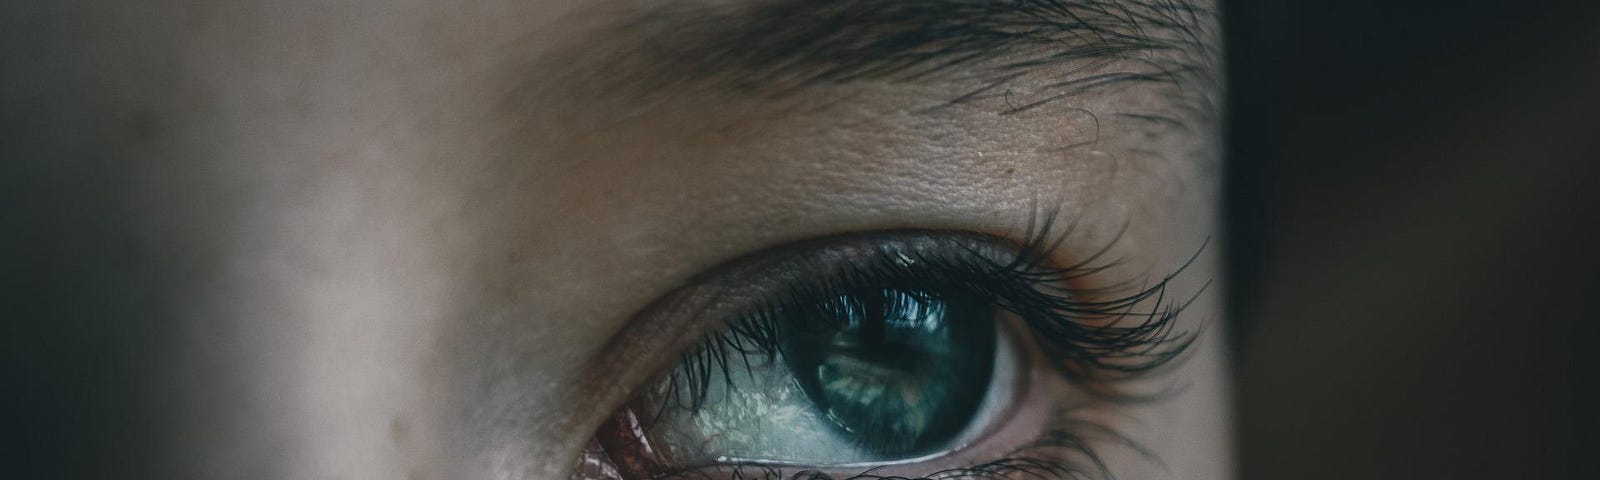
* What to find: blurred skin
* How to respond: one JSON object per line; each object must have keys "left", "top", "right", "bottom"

{"left": 4, "top": 1, "right": 1227, "bottom": 479}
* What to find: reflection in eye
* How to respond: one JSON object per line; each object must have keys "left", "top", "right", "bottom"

{"left": 784, "top": 288, "right": 998, "bottom": 457}
{"left": 585, "top": 230, "right": 1196, "bottom": 480}
{"left": 618, "top": 287, "right": 1015, "bottom": 468}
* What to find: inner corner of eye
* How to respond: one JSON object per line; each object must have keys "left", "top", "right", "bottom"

{"left": 586, "top": 277, "right": 1028, "bottom": 478}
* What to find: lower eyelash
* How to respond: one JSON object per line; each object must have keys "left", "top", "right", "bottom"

{"left": 654, "top": 407, "right": 1151, "bottom": 480}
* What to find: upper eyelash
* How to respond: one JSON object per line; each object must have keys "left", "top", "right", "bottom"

{"left": 660, "top": 214, "right": 1204, "bottom": 416}
{"left": 992, "top": 217, "right": 1208, "bottom": 397}
{"left": 620, "top": 209, "right": 1208, "bottom": 480}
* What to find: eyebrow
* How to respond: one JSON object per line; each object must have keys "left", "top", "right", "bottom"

{"left": 613, "top": 0, "right": 1216, "bottom": 109}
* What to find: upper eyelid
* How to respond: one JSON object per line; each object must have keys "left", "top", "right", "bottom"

{"left": 579, "top": 231, "right": 1016, "bottom": 389}
{"left": 646, "top": 226, "right": 1193, "bottom": 409}
{"left": 588, "top": 231, "right": 1016, "bottom": 354}
{"left": 582, "top": 219, "right": 1195, "bottom": 395}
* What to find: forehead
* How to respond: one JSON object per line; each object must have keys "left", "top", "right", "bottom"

{"left": 176, "top": 0, "right": 1212, "bottom": 143}
{"left": 481, "top": 0, "right": 1218, "bottom": 188}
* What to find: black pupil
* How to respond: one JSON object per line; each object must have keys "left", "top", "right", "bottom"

{"left": 780, "top": 287, "right": 997, "bottom": 457}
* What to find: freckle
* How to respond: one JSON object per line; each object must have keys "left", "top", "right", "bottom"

{"left": 1005, "top": 168, "right": 1015, "bottom": 175}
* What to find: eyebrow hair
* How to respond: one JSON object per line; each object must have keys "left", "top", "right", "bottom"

{"left": 611, "top": 0, "right": 1217, "bottom": 113}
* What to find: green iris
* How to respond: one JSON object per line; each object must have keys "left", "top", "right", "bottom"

{"left": 781, "top": 288, "right": 997, "bottom": 457}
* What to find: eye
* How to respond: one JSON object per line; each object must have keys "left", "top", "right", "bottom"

{"left": 606, "top": 286, "right": 1021, "bottom": 470}
{"left": 578, "top": 230, "right": 1192, "bottom": 480}
{"left": 780, "top": 288, "right": 1003, "bottom": 458}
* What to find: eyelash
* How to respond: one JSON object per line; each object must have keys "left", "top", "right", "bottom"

{"left": 649, "top": 217, "right": 1202, "bottom": 480}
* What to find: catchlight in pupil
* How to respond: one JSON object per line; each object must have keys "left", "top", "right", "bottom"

{"left": 781, "top": 288, "right": 998, "bottom": 456}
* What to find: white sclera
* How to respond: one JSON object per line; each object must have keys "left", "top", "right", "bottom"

{"left": 643, "top": 315, "right": 1021, "bottom": 467}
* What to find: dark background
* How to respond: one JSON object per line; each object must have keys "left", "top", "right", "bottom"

{"left": 1225, "top": 1, "right": 1598, "bottom": 478}
{"left": 5, "top": 1, "right": 1598, "bottom": 478}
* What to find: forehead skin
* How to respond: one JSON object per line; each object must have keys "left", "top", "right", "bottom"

{"left": 24, "top": 1, "right": 1223, "bottom": 479}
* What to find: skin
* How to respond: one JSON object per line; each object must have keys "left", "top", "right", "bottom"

{"left": 5, "top": 1, "right": 1227, "bottom": 478}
